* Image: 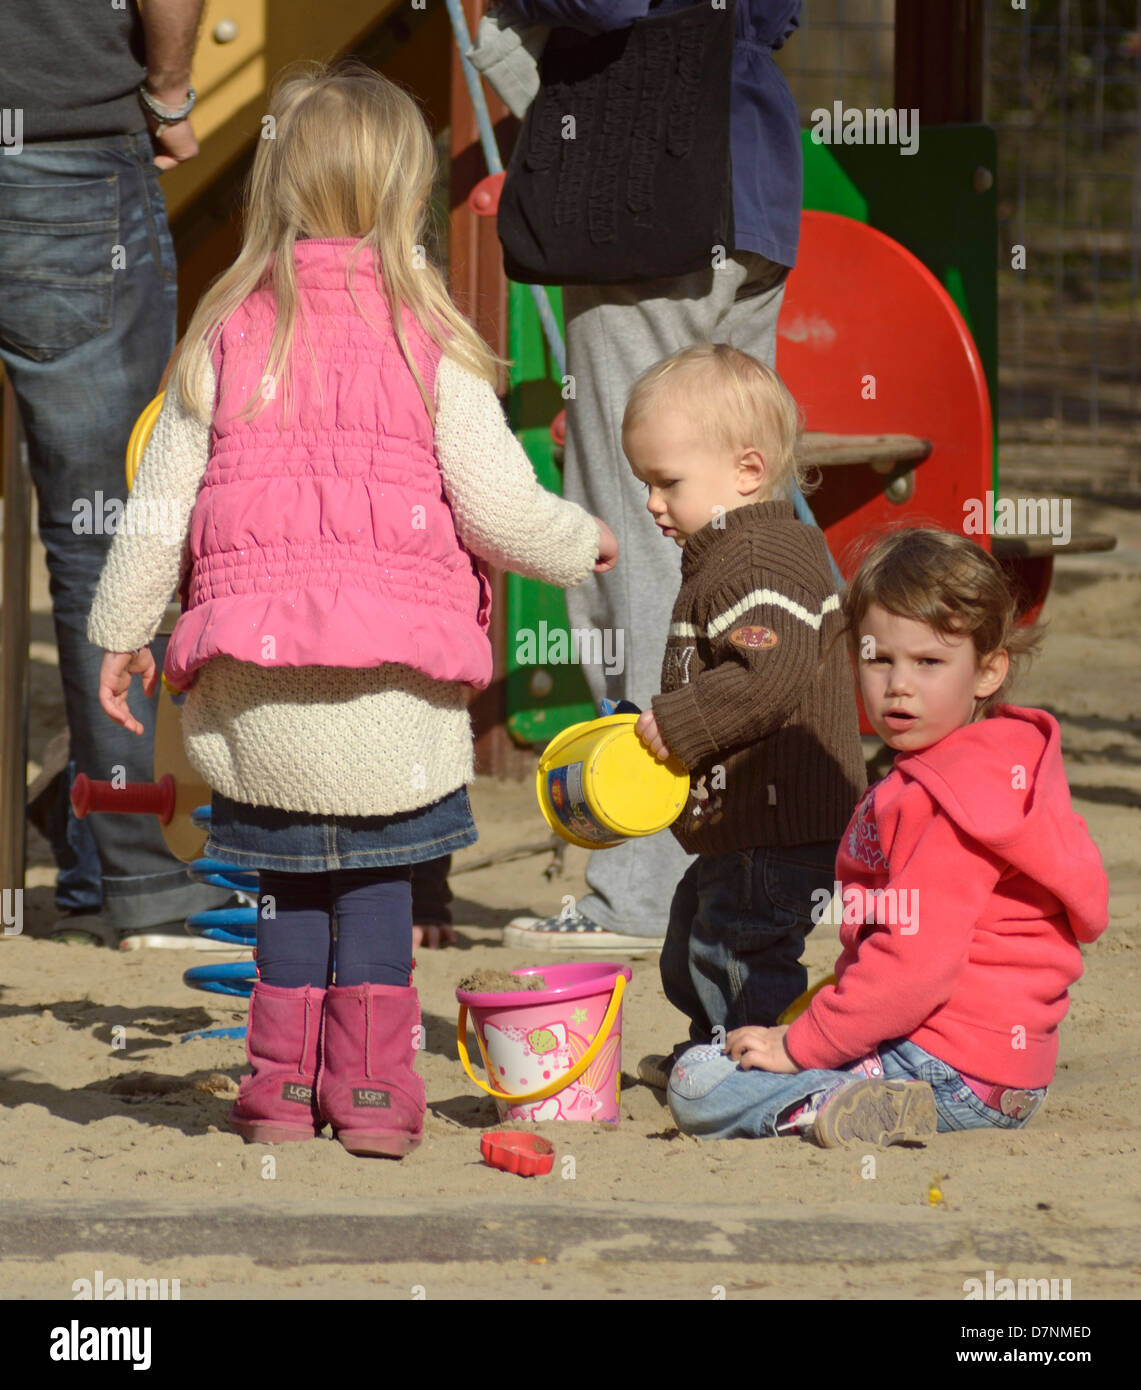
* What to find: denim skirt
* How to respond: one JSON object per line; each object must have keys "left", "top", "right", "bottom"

{"left": 205, "top": 786, "right": 477, "bottom": 873}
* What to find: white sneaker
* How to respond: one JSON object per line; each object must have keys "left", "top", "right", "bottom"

{"left": 119, "top": 927, "right": 252, "bottom": 953}
{"left": 503, "top": 910, "right": 664, "bottom": 953}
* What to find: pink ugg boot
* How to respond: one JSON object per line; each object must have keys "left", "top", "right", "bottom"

{"left": 229, "top": 982, "right": 326, "bottom": 1143}
{"left": 317, "top": 984, "right": 426, "bottom": 1158}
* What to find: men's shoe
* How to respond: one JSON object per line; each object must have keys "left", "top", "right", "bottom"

{"left": 503, "top": 910, "right": 663, "bottom": 953}
{"left": 811, "top": 1077, "right": 937, "bottom": 1149}
{"left": 637, "top": 1054, "right": 673, "bottom": 1090}
{"left": 118, "top": 924, "right": 251, "bottom": 952}
{"left": 49, "top": 904, "right": 251, "bottom": 952}
{"left": 49, "top": 912, "right": 120, "bottom": 948}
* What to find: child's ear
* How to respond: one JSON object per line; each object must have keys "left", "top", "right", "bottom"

{"left": 737, "top": 446, "right": 767, "bottom": 496}
{"left": 975, "top": 648, "right": 1010, "bottom": 699}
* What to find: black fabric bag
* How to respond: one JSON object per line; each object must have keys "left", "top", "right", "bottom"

{"left": 497, "top": 0, "right": 735, "bottom": 286}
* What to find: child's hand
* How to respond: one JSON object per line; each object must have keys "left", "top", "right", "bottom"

{"left": 726, "top": 1025, "right": 800, "bottom": 1074}
{"left": 593, "top": 518, "right": 618, "bottom": 573}
{"left": 98, "top": 649, "right": 158, "bottom": 735}
{"left": 635, "top": 709, "right": 672, "bottom": 761}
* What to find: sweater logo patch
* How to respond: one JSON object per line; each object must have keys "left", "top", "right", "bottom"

{"left": 663, "top": 644, "right": 696, "bottom": 686}
{"left": 687, "top": 774, "right": 724, "bottom": 828}
{"left": 729, "top": 625, "right": 778, "bottom": 651}
{"left": 846, "top": 791, "right": 887, "bottom": 871}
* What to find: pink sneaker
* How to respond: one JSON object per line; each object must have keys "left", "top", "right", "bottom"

{"left": 812, "top": 1077, "right": 937, "bottom": 1149}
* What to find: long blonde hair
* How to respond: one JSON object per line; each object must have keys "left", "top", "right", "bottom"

{"left": 175, "top": 60, "right": 505, "bottom": 424}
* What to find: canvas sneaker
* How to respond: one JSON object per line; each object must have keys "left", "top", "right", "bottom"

{"left": 503, "top": 910, "right": 663, "bottom": 953}
{"left": 811, "top": 1077, "right": 937, "bottom": 1148}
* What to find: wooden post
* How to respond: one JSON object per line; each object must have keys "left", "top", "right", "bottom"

{"left": 894, "top": 0, "right": 985, "bottom": 124}
{"left": 449, "top": 0, "right": 533, "bottom": 778}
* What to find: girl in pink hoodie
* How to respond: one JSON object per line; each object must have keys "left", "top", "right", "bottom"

{"left": 89, "top": 63, "right": 616, "bottom": 1159}
{"left": 667, "top": 527, "right": 1108, "bottom": 1147}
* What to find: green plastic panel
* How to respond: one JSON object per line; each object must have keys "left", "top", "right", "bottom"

{"left": 504, "top": 281, "right": 595, "bottom": 745}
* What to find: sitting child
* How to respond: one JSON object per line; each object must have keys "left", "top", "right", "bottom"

{"left": 627, "top": 344, "right": 867, "bottom": 1066}
{"left": 667, "top": 526, "right": 1109, "bottom": 1147}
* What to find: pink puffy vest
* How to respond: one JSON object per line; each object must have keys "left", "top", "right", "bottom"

{"left": 163, "top": 239, "right": 492, "bottom": 693}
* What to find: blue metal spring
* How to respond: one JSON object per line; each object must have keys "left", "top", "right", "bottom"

{"left": 180, "top": 806, "right": 259, "bottom": 1042}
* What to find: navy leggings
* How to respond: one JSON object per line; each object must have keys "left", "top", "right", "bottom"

{"left": 256, "top": 867, "right": 413, "bottom": 989}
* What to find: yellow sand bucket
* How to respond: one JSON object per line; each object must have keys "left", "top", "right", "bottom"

{"left": 125, "top": 391, "right": 164, "bottom": 490}
{"left": 537, "top": 713, "right": 689, "bottom": 849}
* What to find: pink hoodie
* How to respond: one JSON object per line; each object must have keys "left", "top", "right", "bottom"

{"left": 163, "top": 239, "right": 492, "bottom": 694}
{"left": 785, "top": 706, "right": 1109, "bottom": 1088}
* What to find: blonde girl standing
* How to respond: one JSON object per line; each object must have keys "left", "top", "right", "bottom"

{"left": 89, "top": 62, "right": 616, "bottom": 1157}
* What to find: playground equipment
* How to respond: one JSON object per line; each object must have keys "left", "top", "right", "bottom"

{"left": 479, "top": 126, "right": 1116, "bottom": 744}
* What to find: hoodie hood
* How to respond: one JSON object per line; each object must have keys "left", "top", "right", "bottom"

{"left": 894, "top": 705, "right": 1108, "bottom": 943}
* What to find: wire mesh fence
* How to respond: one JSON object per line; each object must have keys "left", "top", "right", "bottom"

{"left": 777, "top": 0, "right": 1140, "bottom": 497}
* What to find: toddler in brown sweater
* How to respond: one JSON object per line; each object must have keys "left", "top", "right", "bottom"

{"left": 626, "top": 345, "right": 866, "bottom": 1065}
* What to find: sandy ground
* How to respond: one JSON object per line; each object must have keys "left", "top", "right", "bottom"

{"left": 2, "top": 493, "right": 1139, "bottom": 1303}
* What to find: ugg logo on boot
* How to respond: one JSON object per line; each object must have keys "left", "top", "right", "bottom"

{"left": 352, "top": 1088, "right": 391, "bottom": 1108}
{"left": 281, "top": 1082, "right": 313, "bottom": 1105}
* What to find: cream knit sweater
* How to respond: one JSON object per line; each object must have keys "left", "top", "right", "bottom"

{"left": 88, "top": 354, "right": 601, "bottom": 816}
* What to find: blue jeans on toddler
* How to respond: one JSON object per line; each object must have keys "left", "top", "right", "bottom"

{"left": 668, "top": 1036, "right": 1048, "bottom": 1140}
{"left": 660, "top": 841, "right": 838, "bottom": 1052}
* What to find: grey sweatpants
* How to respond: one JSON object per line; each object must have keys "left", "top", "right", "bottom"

{"left": 560, "top": 252, "right": 789, "bottom": 937}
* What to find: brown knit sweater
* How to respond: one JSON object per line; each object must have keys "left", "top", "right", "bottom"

{"left": 651, "top": 500, "right": 867, "bottom": 855}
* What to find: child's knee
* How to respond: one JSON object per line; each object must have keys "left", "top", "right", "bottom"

{"left": 666, "top": 1044, "right": 739, "bottom": 1133}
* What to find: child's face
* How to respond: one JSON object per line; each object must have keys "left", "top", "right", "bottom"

{"left": 856, "top": 603, "right": 1009, "bottom": 753}
{"left": 623, "top": 406, "right": 768, "bottom": 547}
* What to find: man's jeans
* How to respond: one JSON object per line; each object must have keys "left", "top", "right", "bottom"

{"left": 668, "top": 1037, "right": 1049, "bottom": 1140}
{"left": 0, "top": 133, "right": 227, "bottom": 929}
{"left": 661, "top": 842, "right": 838, "bottom": 1050}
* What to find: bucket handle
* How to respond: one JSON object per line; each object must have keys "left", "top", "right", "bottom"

{"left": 456, "top": 974, "right": 627, "bottom": 1104}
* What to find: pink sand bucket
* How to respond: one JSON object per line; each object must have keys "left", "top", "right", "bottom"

{"left": 456, "top": 962, "right": 632, "bottom": 1124}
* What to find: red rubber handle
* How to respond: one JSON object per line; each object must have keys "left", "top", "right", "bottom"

{"left": 71, "top": 772, "right": 175, "bottom": 824}
{"left": 467, "top": 172, "right": 505, "bottom": 217}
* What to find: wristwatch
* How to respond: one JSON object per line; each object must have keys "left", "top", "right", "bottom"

{"left": 138, "top": 84, "right": 197, "bottom": 126}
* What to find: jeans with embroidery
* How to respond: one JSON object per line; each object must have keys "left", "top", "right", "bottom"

{"left": 668, "top": 1036, "right": 1048, "bottom": 1140}
{"left": 660, "top": 841, "right": 838, "bottom": 1053}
